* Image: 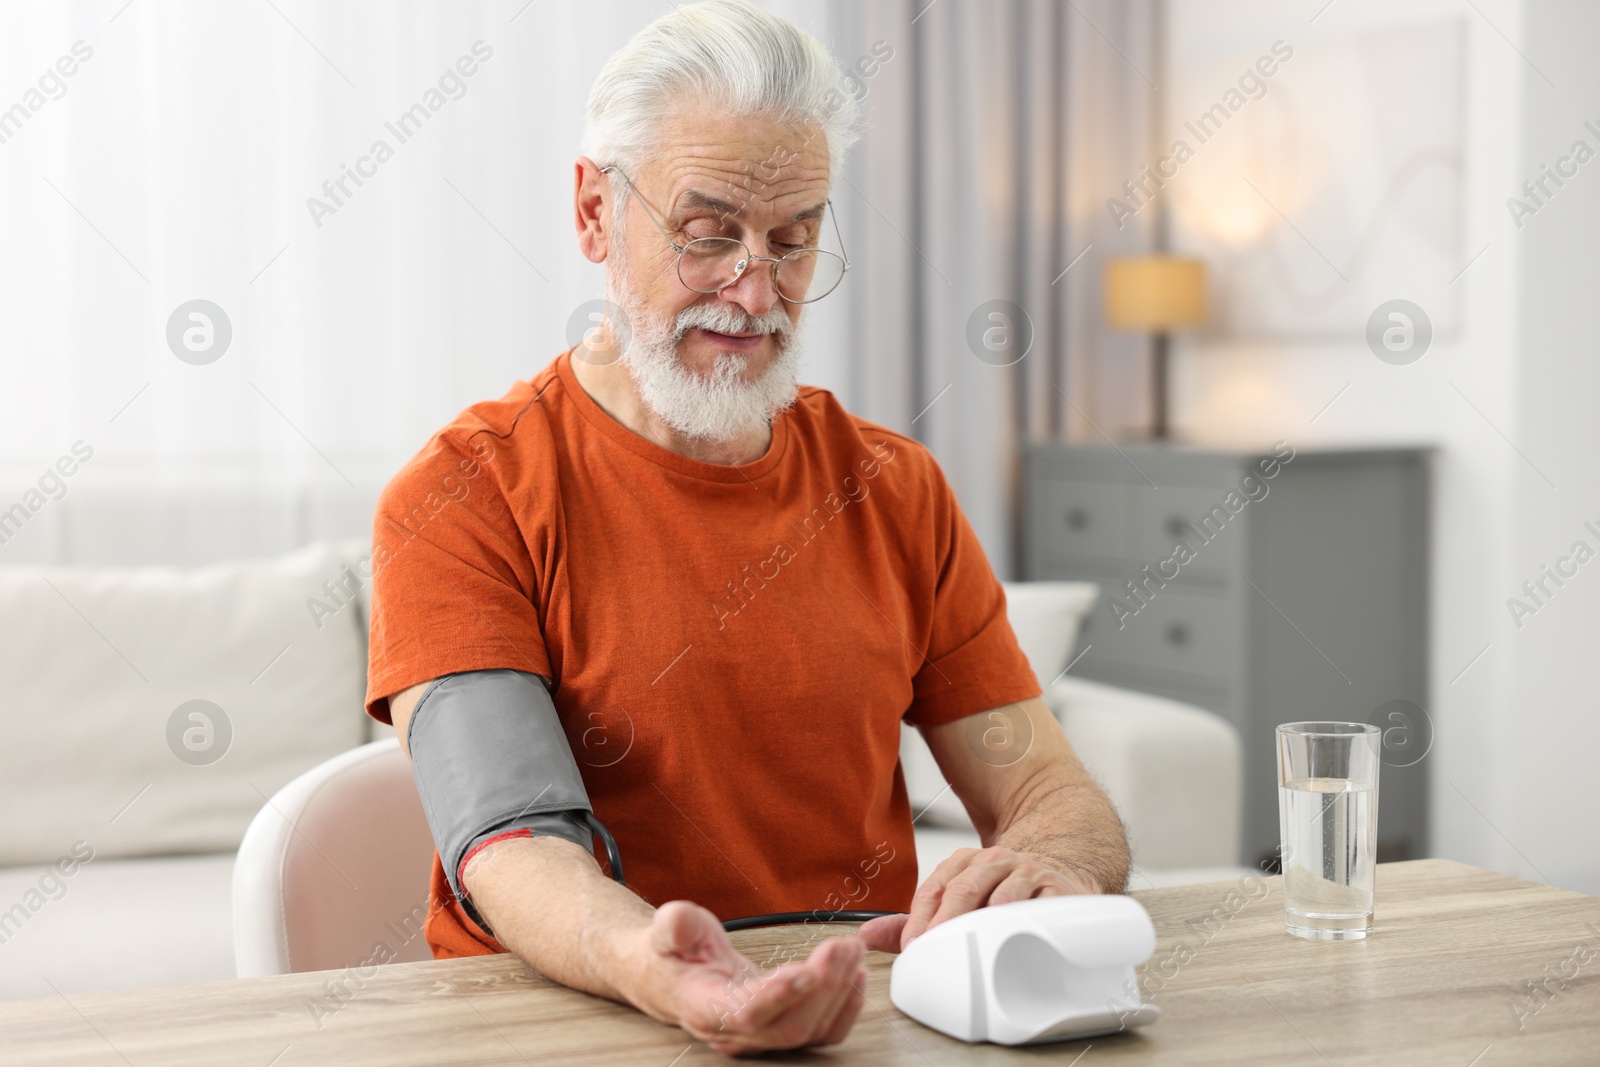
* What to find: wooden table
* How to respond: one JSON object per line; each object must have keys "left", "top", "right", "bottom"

{"left": 2, "top": 859, "right": 1597, "bottom": 1065}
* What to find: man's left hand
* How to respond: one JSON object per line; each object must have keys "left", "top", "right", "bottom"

{"left": 857, "top": 846, "right": 1101, "bottom": 954}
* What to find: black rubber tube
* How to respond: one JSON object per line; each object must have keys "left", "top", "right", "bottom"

{"left": 580, "top": 810, "right": 626, "bottom": 883}
{"left": 721, "top": 910, "right": 896, "bottom": 932}
{"left": 582, "top": 813, "right": 895, "bottom": 934}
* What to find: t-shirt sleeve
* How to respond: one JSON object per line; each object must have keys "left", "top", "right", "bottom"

{"left": 364, "top": 431, "right": 552, "bottom": 725}
{"left": 903, "top": 458, "right": 1042, "bottom": 729}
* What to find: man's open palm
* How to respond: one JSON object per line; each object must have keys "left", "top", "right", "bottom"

{"left": 640, "top": 901, "right": 868, "bottom": 1055}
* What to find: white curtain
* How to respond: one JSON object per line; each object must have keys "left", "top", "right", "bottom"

{"left": 0, "top": 0, "right": 1155, "bottom": 573}
{"left": 824, "top": 0, "right": 1159, "bottom": 573}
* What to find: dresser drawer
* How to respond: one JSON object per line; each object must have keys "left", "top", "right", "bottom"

{"left": 1077, "top": 587, "right": 1240, "bottom": 688}
{"left": 1134, "top": 485, "right": 1243, "bottom": 582}
{"left": 1031, "top": 476, "right": 1132, "bottom": 563}
{"left": 1027, "top": 441, "right": 1432, "bottom": 869}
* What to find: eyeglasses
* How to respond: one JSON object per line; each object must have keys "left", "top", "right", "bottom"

{"left": 599, "top": 164, "right": 851, "bottom": 304}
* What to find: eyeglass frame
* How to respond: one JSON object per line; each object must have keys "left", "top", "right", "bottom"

{"left": 598, "top": 164, "right": 851, "bottom": 304}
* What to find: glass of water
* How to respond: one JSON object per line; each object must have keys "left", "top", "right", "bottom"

{"left": 1276, "top": 722, "right": 1380, "bottom": 941}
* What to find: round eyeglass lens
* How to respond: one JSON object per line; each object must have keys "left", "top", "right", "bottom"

{"left": 677, "top": 239, "right": 845, "bottom": 302}
{"left": 776, "top": 250, "right": 845, "bottom": 303}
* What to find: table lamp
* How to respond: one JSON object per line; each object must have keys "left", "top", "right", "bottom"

{"left": 1103, "top": 256, "right": 1208, "bottom": 439}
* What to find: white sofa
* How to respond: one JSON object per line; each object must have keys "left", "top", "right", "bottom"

{"left": 0, "top": 542, "right": 1242, "bottom": 999}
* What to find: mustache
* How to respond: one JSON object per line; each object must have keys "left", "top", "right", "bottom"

{"left": 672, "top": 301, "right": 794, "bottom": 342}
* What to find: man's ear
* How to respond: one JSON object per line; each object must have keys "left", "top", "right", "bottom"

{"left": 574, "top": 156, "right": 610, "bottom": 265}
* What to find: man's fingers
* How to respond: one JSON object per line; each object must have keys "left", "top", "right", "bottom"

{"left": 902, "top": 851, "right": 1016, "bottom": 946}
{"left": 989, "top": 868, "right": 1056, "bottom": 906}
{"left": 819, "top": 965, "right": 870, "bottom": 1046}
{"left": 923, "top": 857, "right": 1013, "bottom": 931}
{"left": 719, "top": 936, "right": 862, "bottom": 1037}
{"left": 753, "top": 938, "right": 852, "bottom": 1042}
{"left": 693, "top": 969, "right": 811, "bottom": 1053}
{"left": 727, "top": 962, "right": 822, "bottom": 1031}
{"left": 778, "top": 936, "right": 863, "bottom": 1047}
{"left": 681, "top": 957, "right": 812, "bottom": 1049}
{"left": 793, "top": 939, "right": 864, "bottom": 1047}
{"left": 682, "top": 931, "right": 876, "bottom": 1053}
{"left": 900, "top": 848, "right": 980, "bottom": 948}
{"left": 857, "top": 913, "right": 908, "bottom": 953}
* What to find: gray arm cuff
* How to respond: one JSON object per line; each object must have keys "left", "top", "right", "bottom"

{"left": 406, "top": 668, "right": 593, "bottom": 930}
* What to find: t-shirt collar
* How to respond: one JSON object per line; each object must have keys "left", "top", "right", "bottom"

{"left": 555, "top": 347, "right": 791, "bottom": 483}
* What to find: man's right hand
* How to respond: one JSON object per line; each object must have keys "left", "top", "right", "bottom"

{"left": 623, "top": 900, "right": 868, "bottom": 1055}
{"left": 395, "top": 677, "right": 870, "bottom": 1056}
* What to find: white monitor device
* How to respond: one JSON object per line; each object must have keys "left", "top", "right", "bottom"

{"left": 889, "top": 895, "right": 1161, "bottom": 1045}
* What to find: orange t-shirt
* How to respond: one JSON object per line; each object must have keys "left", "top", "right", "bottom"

{"left": 364, "top": 348, "right": 1040, "bottom": 958}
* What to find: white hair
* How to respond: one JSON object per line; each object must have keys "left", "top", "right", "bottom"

{"left": 582, "top": 0, "right": 864, "bottom": 197}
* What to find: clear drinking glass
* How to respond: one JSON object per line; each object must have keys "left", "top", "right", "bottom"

{"left": 1276, "top": 722, "right": 1380, "bottom": 941}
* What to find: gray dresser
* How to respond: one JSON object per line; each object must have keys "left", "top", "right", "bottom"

{"left": 1022, "top": 442, "right": 1431, "bottom": 869}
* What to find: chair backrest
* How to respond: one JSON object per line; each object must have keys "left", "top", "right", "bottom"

{"left": 233, "top": 737, "right": 438, "bottom": 976}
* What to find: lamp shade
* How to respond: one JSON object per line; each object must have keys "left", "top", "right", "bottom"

{"left": 1103, "top": 256, "right": 1208, "bottom": 331}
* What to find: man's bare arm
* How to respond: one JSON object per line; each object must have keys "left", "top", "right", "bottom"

{"left": 935, "top": 695, "right": 1130, "bottom": 890}
{"left": 386, "top": 681, "right": 867, "bottom": 1055}
{"left": 859, "top": 696, "right": 1130, "bottom": 952}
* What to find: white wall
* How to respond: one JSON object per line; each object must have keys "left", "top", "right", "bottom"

{"left": 1503, "top": 0, "right": 1600, "bottom": 895}
{"left": 1159, "top": 0, "right": 1599, "bottom": 892}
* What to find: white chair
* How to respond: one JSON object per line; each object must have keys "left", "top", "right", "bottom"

{"left": 233, "top": 737, "right": 437, "bottom": 976}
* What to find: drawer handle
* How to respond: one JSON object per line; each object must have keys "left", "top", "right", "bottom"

{"left": 1065, "top": 507, "right": 1089, "bottom": 531}
{"left": 1165, "top": 623, "right": 1189, "bottom": 647}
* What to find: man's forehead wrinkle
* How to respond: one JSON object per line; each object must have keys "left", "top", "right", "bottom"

{"left": 669, "top": 187, "right": 828, "bottom": 226}
{"left": 666, "top": 146, "right": 829, "bottom": 189}
{"left": 660, "top": 154, "right": 830, "bottom": 225}
{"left": 674, "top": 188, "right": 743, "bottom": 217}
{"left": 668, "top": 163, "right": 832, "bottom": 199}
{"left": 668, "top": 134, "right": 828, "bottom": 167}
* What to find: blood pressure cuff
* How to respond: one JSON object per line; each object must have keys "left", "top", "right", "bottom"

{"left": 406, "top": 668, "right": 594, "bottom": 933}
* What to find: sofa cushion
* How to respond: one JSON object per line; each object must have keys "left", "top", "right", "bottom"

{"left": 1048, "top": 675, "right": 1242, "bottom": 870}
{"left": 0, "top": 541, "right": 370, "bottom": 866}
{"left": 998, "top": 580, "right": 1100, "bottom": 691}
{"left": 0, "top": 853, "right": 235, "bottom": 999}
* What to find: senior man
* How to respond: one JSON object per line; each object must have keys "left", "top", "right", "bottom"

{"left": 364, "top": 0, "right": 1128, "bottom": 1055}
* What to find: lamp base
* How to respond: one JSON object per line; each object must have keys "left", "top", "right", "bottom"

{"left": 1151, "top": 331, "right": 1171, "bottom": 440}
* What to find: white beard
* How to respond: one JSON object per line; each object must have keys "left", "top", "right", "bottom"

{"left": 608, "top": 270, "right": 804, "bottom": 444}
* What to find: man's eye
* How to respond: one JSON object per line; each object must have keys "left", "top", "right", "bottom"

{"left": 678, "top": 224, "right": 810, "bottom": 250}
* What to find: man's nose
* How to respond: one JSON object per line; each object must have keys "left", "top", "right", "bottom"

{"left": 718, "top": 255, "right": 781, "bottom": 318}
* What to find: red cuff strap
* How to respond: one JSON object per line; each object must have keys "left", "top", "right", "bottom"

{"left": 457, "top": 829, "right": 534, "bottom": 898}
